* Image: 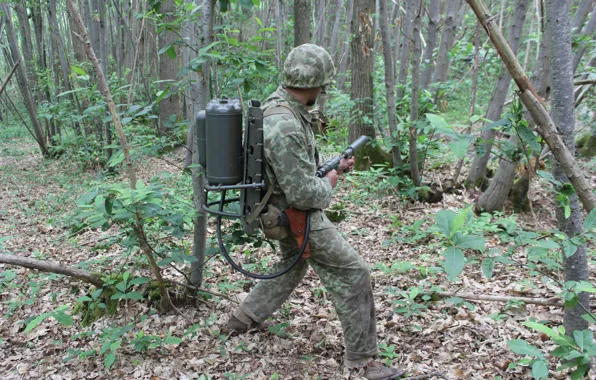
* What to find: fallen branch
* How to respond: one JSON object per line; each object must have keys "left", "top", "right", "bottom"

{"left": 0, "top": 254, "right": 103, "bottom": 288}
{"left": 0, "top": 58, "right": 20, "bottom": 98}
{"left": 430, "top": 291, "right": 563, "bottom": 307}
{"left": 574, "top": 79, "right": 596, "bottom": 86}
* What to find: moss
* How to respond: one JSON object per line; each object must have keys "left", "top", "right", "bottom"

{"left": 581, "top": 135, "right": 596, "bottom": 158}
{"left": 325, "top": 203, "right": 347, "bottom": 222}
{"left": 354, "top": 144, "right": 393, "bottom": 171}
{"left": 510, "top": 174, "right": 530, "bottom": 212}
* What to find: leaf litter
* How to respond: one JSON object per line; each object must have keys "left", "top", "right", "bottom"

{"left": 0, "top": 141, "right": 594, "bottom": 379}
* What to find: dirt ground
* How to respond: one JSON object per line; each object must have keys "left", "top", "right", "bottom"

{"left": 1, "top": 141, "right": 595, "bottom": 379}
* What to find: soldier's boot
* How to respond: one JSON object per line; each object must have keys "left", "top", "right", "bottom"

{"left": 227, "top": 307, "right": 272, "bottom": 332}
{"left": 351, "top": 361, "right": 406, "bottom": 380}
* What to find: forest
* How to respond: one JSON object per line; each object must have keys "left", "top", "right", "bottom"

{"left": 0, "top": 0, "right": 595, "bottom": 378}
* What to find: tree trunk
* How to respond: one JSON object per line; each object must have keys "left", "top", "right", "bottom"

{"left": 395, "top": 0, "right": 417, "bottom": 101}
{"left": 421, "top": 0, "right": 440, "bottom": 90}
{"left": 158, "top": 0, "right": 182, "bottom": 134}
{"left": 453, "top": 21, "right": 481, "bottom": 183}
{"left": 329, "top": 0, "right": 344, "bottom": 62}
{"left": 190, "top": 0, "right": 216, "bottom": 288}
{"left": 315, "top": 0, "right": 326, "bottom": 45}
{"left": 379, "top": 0, "right": 403, "bottom": 169}
{"left": 14, "top": 2, "right": 38, "bottom": 86}
{"left": 476, "top": 42, "right": 550, "bottom": 213}
{"left": 466, "top": 0, "right": 529, "bottom": 187}
{"left": 0, "top": 4, "right": 48, "bottom": 156}
{"left": 466, "top": 0, "right": 596, "bottom": 213}
{"left": 275, "top": 0, "right": 284, "bottom": 69}
{"left": 571, "top": 0, "right": 594, "bottom": 35}
{"left": 431, "top": 0, "right": 461, "bottom": 100}
{"left": 408, "top": 0, "right": 423, "bottom": 185}
{"left": 545, "top": 0, "right": 590, "bottom": 335}
{"left": 337, "top": 0, "right": 355, "bottom": 90}
{"left": 571, "top": 5, "right": 596, "bottom": 73}
{"left": 294, "top": 0, "right": 311, "bottom": 47}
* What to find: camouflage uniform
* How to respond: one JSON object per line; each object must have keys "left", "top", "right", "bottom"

{"left": 236, "top": 66, "right": 378, "bottom": 360}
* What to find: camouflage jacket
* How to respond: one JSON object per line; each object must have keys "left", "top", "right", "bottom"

{"left": 262, "top": 86, "right": 334, "bottom": 231}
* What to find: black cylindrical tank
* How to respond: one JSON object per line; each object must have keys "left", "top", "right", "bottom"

{"left": 205, "top": 98, "right": 243, "bottom": 185}
{"left": 196, "top": 110, "right": 207, "bottom": 168}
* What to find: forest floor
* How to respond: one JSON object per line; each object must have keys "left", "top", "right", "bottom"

{"left": 1, "top": 138, "right": 595, "bottom": 380}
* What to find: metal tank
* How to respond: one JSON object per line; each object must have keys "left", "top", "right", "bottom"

{"left": 205, "top": 98, "right": 243, "bottom": 186}
{"left": 196, "top": 110, "right": 207, "bottom": 167}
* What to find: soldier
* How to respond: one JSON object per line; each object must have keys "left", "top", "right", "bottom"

{"left": 227, "top": 44, "right": 405, "bottom": 380}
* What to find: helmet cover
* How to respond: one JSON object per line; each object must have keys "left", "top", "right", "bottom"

{"left": 282, "top": 44, "right": 335, "bottom": 89}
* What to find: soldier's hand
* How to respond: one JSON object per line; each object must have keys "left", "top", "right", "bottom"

{"left": 338, "top": 157, "right": 355, "bottom": 175}
{"left": 325, "top": 169, "right": 338, "bottom": 188}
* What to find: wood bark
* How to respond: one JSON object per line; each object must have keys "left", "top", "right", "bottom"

{"left": 453, "top": 22, "right": 481, "bottom": 183}
{"left": 14, "top": 2, "right": 38, "bottom": 86}
{"left": 431, "top": 0, "right": 461, "bottom": 99}
{"left": 294, "top": 0, "right": 311, "bottom": 47}
{"left": 467, "top": 0, "right": 528, "bottom": 187}
{"left": 0, "top": 59, "right": 21, "bottom": 98}
{"left": 337, "top": 0, "right": 355, "bottom": 90}
{"left": 477, "top": 42, "right": 550, "bottom": 213}
{"left": 158, "top": 0, "right": 182, "bottom": 134}
{"left": 421, "top": 0, "right": 440, "bottom": 90}
{"left": 395, "top": 0, "right": 417, "bottom": 100}
{"left": 0, "top": 4, "right": 48, "bottom": 156}
{"left": 379, "top": 0, "right": 403, "bottom": 168}
{"left": 571, "top": 5, "right": 596, "bottom": 73}
{"left": 545, "top": 0, "right": 590, "bottom": 334}
{"left": 408, "top": 0, "right": 423, "bottom": 185}
{"left": 349, "top": 0, "right": 376, "bottom": 141}
{"left": 275, "top": 0, "right": 284, "bottom": 69}
{"left": 571, "top": 0, "right": 594, "bottom": 35}
{"left": 465, "top": 0, "right": 596, "bottom": 213}
{"left": 0, "top": 254, "right": 103, "bottom": 288}
{"left": 329, "top": 0, "right": 344, "bottom": 61}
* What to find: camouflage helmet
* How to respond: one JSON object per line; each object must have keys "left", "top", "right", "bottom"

{"left": 282, "top": 44, "right": 335, "bottom": 89}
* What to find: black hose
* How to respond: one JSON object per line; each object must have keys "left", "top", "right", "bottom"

{"left": 216, "top": 190, "right": 310, "bottom": 279}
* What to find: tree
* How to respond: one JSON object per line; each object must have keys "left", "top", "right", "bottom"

{"left": 337, "top": 0, "right": 354, "bottom": 90}
{"left": 466, "top": 0, "right": 529, "bottom": 187}
{"left": 294, "top": 0, "right": 311, "bottom": 46}
{"left": 395, "top": 0, "right": 417, "bottom": 101}
{"left": 158, "top": 0, "right": 182, "bottom": 134}
{"left": 408, "top": 0, "right": 423, "bottom": 185}
{"left": 431, "top": 0, "right": 461, "bottom": 101}
{"left": 378, "top": 0, "right": 403, "bottom": 169}
{"left": 421, "top": 0, "right": 440, "bottom": 90}
{"left": 544, "top": 0, "right": 590, "bottom": 335}
{"left": 0, "top": 3, "right": 48, "bottom": 156}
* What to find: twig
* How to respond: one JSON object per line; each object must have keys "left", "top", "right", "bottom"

{"left": 166, "top": 279, "right": 239, "bottom": 304}
{"left": 403, "top": 371, "right": 448, "bottom": 380}
{"left": 0, "top": 58, "right": 20, "bottom": 97}
{"left": 429, "top": 291, "right": 564, "bottom": 307}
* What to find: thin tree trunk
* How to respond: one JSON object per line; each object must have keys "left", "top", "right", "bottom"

{"left": 337, "top": 0, "right": 355, "bottom": 90}
{"left": 294, "top": 0, "right": 311, "bottom": 47}
{"left": 349, "top": 0, "right": 375, "bottom": 141}
{"left": 408, "top": 0, "right": 423, "bottom": 185}
{"left": 14, "top": 3, "right": 38, "bottom": 86}
{"left": 395, "top": 0, "right": 417, "bottom": 101}
{"left": 431, "top": 0, "right": 462, "bottom": 100}
{"left": 275, "top": 0, "right": 284, "bottom": 69}
{"left": 571, "top": 0, "right": 594, "bottom": 35}
{"left": 421, "top": 0, "right": 440, "bottom": 90}
{"left": 545, "top": 0, "right": 590, "bottom": 335}
{"left": 158, "top": 0, "right": 182, "bottom": 134}
{"left": 571, "top": 5, "right": 596, "bottom": 73}
{"left": 453, "top": 22, "right": 481, "bottom": 182}
{"left": 466, "top": 0, "right": 529, "bottom": 187}
{"left": 0, "top": 4, "right": 48, "bottom": 156}
{"left": 466, "top": 0, "right": 596, "bottom": 213}
{"left": 329, "top": 0, "right": 344, "bottom": 61}
{"left": 379, "top": 0, "right": 403, "bottom": 168}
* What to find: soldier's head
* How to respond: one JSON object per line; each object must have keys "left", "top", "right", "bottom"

{"left": 282, "top": 44, "right": 335, "bottom": 106}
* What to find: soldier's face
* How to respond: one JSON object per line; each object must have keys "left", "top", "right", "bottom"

{"left": 306, "top": 87, "right": 323, "bottom": 106}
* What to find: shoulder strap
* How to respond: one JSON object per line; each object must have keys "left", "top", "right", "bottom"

{"left": 263, "top": 103, "right": 296, "bottom": 118}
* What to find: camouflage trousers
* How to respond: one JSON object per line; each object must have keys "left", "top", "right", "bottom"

{"left": 239, "top": 227, "right": 378, "bottom": 361}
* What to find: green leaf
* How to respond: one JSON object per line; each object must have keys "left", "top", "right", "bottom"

{"left": 71, "top": 66, "right": 87, "bottom": 76}
{"left": 523, "top": 321, "right": 574, "bottom": 347}
{"left": 164, "top": 336, "right": 183, "bottom": 345}
{"left": 581, "top": 314, "right": 596, "bottom": 323}
{"left": 453, "top": 234, "right": 486, "bottom": 251}
{"left": 448, "top": 139, "right": 472, "bottom": 159}
{"left": 573, "top": 330, "right": 593, "bottom": 352}
{"left": 442, "top": 247, "right": 465, "bottom": 281}
{"left": 516, "top": 124, "right": 541, "bottom": 152}
{"left": 435, "top": 210, "right": 456, "bottom": 237}
{"left": 481, "top": 258, "right": 494, "bottom": 278}
{"left": 482, "top": 117, "right": 510, "bottom": 131}
{"left": 537, "top": 170, "right": 561, "bottom": 186}
{"left": 104, "top": 353, "right": 116, "bottom": 370}
{"left": 128, "top": 277, "right": 151, "bottom": 286}
{"left": 54, "top": 312, "right": 74, "bottom": 326}
{"left": 24, "top": 314, "right": 50, "bottom": 333}
{"left": 531, "top": 360, "right": 548, "bottom": 380}
{"left": 123, "top": 292, "right": 144, "bottom": 300}
{"left": 584, "top": 208, "right": 596, "bottom": 231}
{"left": 450, "top": 206, "right": 471, "bottom": 238}
{"left": 507, "top": 339, "right": 543, "bottom": 358}
{"left": 562, "top": 239, "right": 579, "bottom": 258}
{"left": 570, "top": 365, "right": 589, "bottom": 380}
